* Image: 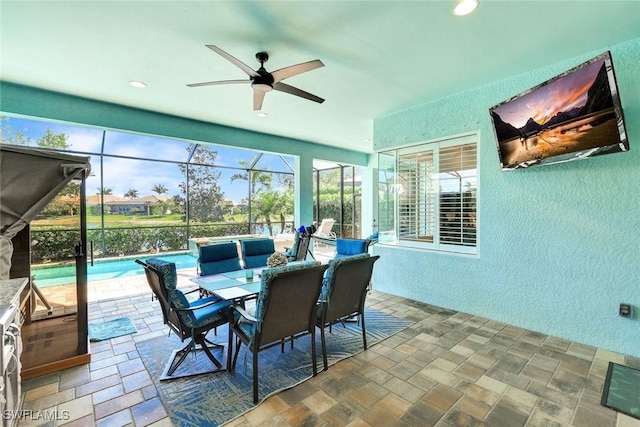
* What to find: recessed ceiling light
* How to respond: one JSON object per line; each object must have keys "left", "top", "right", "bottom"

{"left": 256, "top": 112, "right": 268, "bottom": 118}
{"left": 363, "top": 138, "right": 371, "bottom": 144}
{"left": 129, "top": 80, "right": 147, "bottom": 88}
{"left": 453, "top": 0, "right": 478, "bottom": 16}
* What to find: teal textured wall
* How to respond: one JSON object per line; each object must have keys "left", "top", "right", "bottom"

{"left": 372, "top": 38, "right": 640, "bottom": 357}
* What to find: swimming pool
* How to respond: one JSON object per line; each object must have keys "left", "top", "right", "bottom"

{"left": 31, "top": 253, "right": 197, "bottom": 287}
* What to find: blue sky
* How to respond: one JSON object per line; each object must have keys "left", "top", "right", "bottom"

{"left": 2, "top": 116, "right": 294, "bottom": 202}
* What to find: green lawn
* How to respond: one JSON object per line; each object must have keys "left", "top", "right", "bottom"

{"left": 31, "top": 213, "right": 286, "bottom": 228}
{"left": 33, "top": 214, "right": 186, "bottom": 227}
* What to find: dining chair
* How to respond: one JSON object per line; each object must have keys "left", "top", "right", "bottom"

{"left": 240, "top": 238, "right": 275, "bottom": 268}
{"left": 285, "top": 230, "right": 313, "bottom": 262}
{"left": 227, "top": 261, "right": 329, "bottom": 403}
{"left": 136, "top": 258, "right": 232, "bottom": 380}
{"left": 198, "top": 241, "right": 241, "bottom": 276}
{"left": 316, "top": 254, "right": 380, "bottom": 370}
{"left": 283, "top": 229, "right": 300, "bottom": 260}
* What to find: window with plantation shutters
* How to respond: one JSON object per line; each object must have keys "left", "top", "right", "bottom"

{"left": 397, "top": 147, "right": 436, "bottom": 243}
{"left": 377, "top": 134, "right": 478, "bottom": 254}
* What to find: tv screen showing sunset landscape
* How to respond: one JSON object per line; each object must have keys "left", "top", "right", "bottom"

{"left": 490, "top": 51, "right": 629, "bottom": 171}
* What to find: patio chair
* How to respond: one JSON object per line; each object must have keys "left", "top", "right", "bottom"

{"left": 198, "top": 242, "right": 241, "bottom": 276}
{"left": 136, "top": 258, "right": 232, "bottom": 380}
{"left": 316, "top": 254, "right": 380, "bottom": 370}
{"left": 285, "top": 230, "right": 313, "bottom": 262}
{"left": 312, "top": 218, "right": 336, "bottom": 240}
{"left": 227, "top": 261, "right": 329, "bottom": 403}
{"left": 240, "top": 238, "right": 275, "bottom": 268}
{"left": 334, "top": 238, "right": 371, "bottom": 259}
{"left": 283, "top": 229, "right": 300, "bottom": 260}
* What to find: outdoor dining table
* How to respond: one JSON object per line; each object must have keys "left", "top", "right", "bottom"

{"left": 190, "top": 259, "right": 325, "bottom": 302}
{"left": 190, "top": 268, "right": 265, "bottom": 302}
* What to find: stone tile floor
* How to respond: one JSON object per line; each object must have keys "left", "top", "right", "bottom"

{"left": 19, "top": 266, "right": 640, "bottom": 427}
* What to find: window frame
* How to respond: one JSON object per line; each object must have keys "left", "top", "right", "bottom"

{"left": 377, "top": 132, "right": 479, "bottom": 255}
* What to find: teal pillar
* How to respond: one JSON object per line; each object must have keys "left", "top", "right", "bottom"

{"left": 361, "top": 153, "right": 377, "bottom": 239}
{"left": 294, "top": 155, "right": 314, "bottom": 229}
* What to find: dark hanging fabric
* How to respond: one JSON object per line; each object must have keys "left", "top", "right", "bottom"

{"left": 0, "top": 144, "right": 90, "bottom": 279}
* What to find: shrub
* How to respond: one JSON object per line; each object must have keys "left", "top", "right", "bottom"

{"left": 30, "top": 223, "right": 256, "bottom": 262}
{"left": 31, "top": 228, "right": 80, "bottom": 263}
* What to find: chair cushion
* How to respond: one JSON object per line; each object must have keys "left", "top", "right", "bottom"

{"left": 168, "top": 288, "right": 191, "bottom": 310}
{"left": 145, "top": 257, "right": 178, "bottom": 290}
{"left": 199, "top": 242, "right": 241, "bottom": 275}
{"left": 187, "top": 298, "right": 231, "bottom": 329}
{"left": 241, "top": 239, "right": 276, "bottom": 268}
{"left": 200, "top": 258, "right": 241, "bottom": 276}
{"left": 232, "top": 306, "right": 257, "bottom": 336}
{"left": 168, "top": 295, "right": 231, "bottom": 329}
{"left": 335, "top": 239, "right": 369, "bottom": 258}
{"left": 242, "top": 239, "right": 275, "bottom": 256}
{"left": 199, "top": 242, "right": 237, "bottom": 262}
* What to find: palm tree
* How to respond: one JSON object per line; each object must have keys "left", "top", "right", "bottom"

{"left": 230, "top": 161, "right": 272, "bottom": 191}
{"left": 150, "top": 184, "right": 169, "bottom": 215}
{"left": 124, "top": 189, "right": 139, "bottom": 199}
{"left": 232, "top": 160, "right": 279, "bottom": 233}
{"left": 278, "top": 188, "right": 294, "bottom": 232}
{"left": 251, "top": 191, "right": 279, "bottom": 236}
{"left": 151, "top": 184, "right": 168, "bottom": 195}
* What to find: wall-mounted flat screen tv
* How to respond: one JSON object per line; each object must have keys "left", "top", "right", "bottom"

{"left": 490, "top": 51, "right": 629, "bottom": 171}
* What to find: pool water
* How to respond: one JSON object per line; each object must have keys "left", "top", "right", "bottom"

{"left": 32, "top": 253, "right": 197, "bottom": 287}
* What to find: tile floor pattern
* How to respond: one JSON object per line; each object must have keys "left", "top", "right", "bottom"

{"left": 19, "top": 271, "right": 640, "bottom": 427}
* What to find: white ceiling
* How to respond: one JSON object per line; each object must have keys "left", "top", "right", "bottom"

{"left": 1, "top": 1, "right": 639, "bottom": 154}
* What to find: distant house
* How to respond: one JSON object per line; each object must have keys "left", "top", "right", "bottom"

{"left": 85, "top": 194, "right": 125, "bottom": 206}
{"left": 85, "top": 194, "right": 169, "bottom": 215}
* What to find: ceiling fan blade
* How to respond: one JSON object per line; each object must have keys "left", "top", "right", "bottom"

{"left": 206, "top": 44, "right": 259, "bottom": 78}
{"left": 186, "top": 79, "right": 249, "bottom": 88}
{"left": 271, "top": 59, "right": 324, "bottom": 83}
{"left": 273, "top": 82, "right": 324, "bottom": 104}
{"left": 253, "top": 90, "right": 266, "bottom": 111}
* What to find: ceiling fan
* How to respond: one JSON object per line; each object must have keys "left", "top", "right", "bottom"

{"left": 187, "top": 44, "right": 325, "bottom": 111}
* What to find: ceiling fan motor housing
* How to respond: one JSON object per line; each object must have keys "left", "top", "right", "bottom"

{"left": 251, "top": 55, "right": 274, "bottom": 91}
{"left": 251, "top": 73, "right": 274, "bottom": 92}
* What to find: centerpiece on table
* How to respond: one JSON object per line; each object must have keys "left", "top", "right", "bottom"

{"left": 266, "top": 251, "right": 288, "bottom": 267}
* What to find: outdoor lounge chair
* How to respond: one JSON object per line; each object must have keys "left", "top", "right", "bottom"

{"left": 227, "top": 261, "right": 328, "bottom": 403}
{"left": 312, "top": 218, "right": 336, "bottom": 240}
{"left": 136, "top": 258, "right": 232, "bottom": 380}
{"left": 316, "top": 254, "right": 380, "bottom": 370}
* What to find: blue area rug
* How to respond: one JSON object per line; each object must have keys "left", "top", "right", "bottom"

{"left": 137, "top": 308, "right": 412, "bottom": 426}
{"left": 88, "top": 317, "right": 138, "bottom": 341}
